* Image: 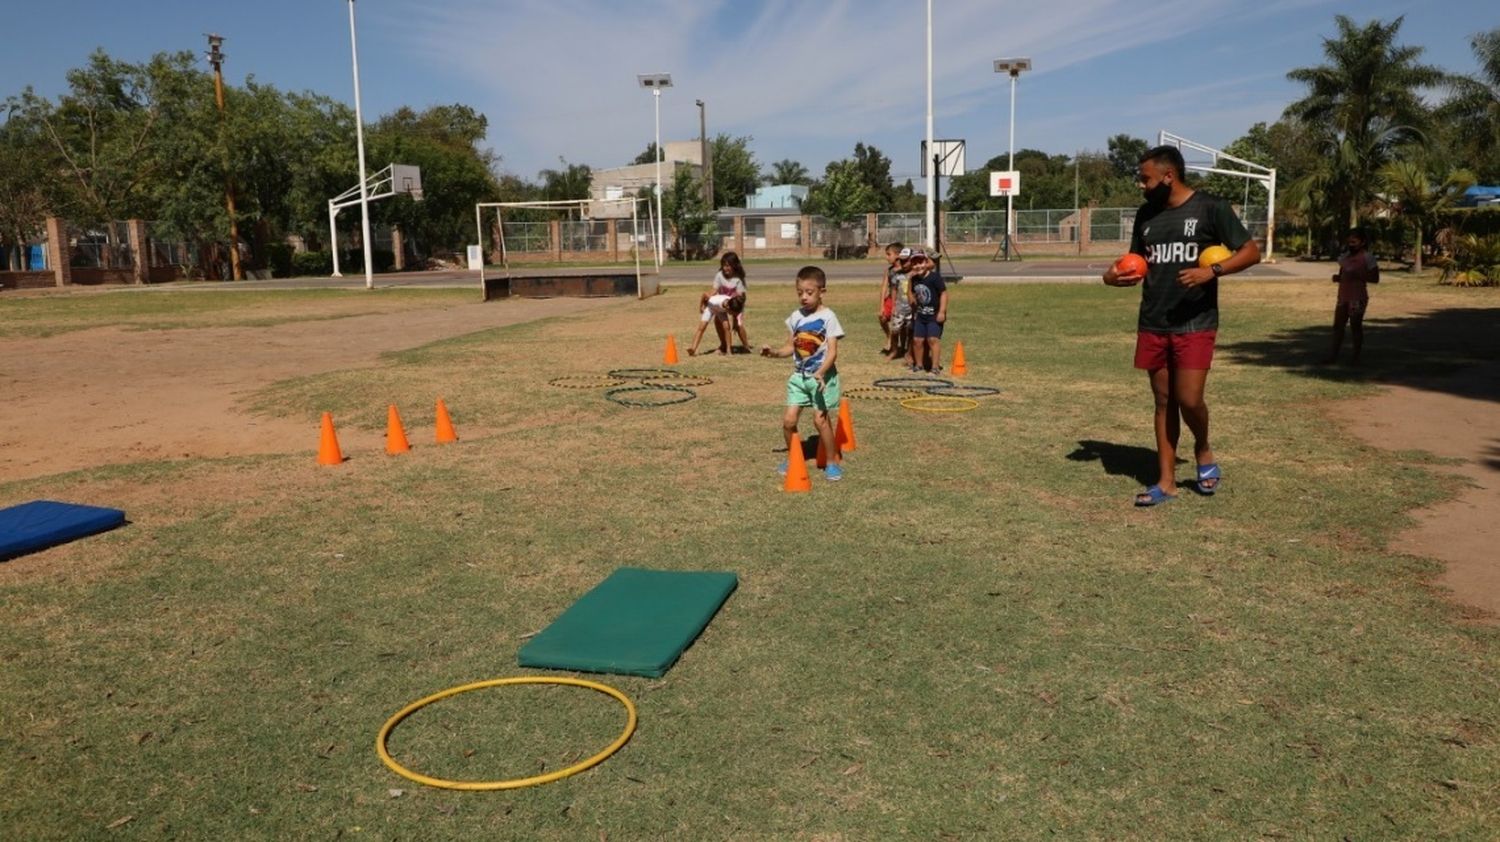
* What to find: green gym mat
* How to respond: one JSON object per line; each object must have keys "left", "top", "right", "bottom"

{"left": 518, "top": 567, "right": 738, "bottom": 678}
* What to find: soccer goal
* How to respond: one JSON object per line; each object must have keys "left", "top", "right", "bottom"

{"left": 472, "top": 198, "right": 659, "bottom": 299}
{"left": 1158, "top": 131, "right": 1276, "bottom": 261}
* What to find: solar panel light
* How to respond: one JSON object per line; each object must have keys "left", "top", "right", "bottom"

{"left": 637, "top": 74, "right": 673, "bottom": 89}
{"left": 993, "top": 58, "right": 1032, "bottom": 76}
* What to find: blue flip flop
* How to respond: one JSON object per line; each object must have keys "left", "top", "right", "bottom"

{"left": 1134, "top": 484, "right": 1175, "bottom": 507}
{"left": 1195, "top": 463, "right": 1222, "bottom": 496}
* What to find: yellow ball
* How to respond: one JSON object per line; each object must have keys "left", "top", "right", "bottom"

{"left": 1199, "top": 244, "right": 1232, "bottom": 268}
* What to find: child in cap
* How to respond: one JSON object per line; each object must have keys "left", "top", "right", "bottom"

{"left": 888, "top": 247, "right": 915, "bottom": 362}
{"left": 906, "top": 249, "right": 947, "bottom": 372}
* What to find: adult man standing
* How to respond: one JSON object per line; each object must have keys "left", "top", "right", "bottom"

{"left": 1102, "top": 146, "right": 1261, "bottom": 507}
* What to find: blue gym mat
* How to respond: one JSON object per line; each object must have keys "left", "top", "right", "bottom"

{"left": 518, "top": 567, "right": 738, "bottom": 678}
{"left": 0, "top": 501, "right": 127, "bottom": 560}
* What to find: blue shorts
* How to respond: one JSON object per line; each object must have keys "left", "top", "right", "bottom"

{"left": 912, "top": 318, "right": 944, "bottom": 339}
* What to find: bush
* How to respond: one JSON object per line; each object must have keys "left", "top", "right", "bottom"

{"left": 291, "top": 251, "right": 333, "bottom": 277}
{"left": 1434, "top": 233, "right": 1500, "bottom": 287}
{"left": 267, "top": 243, "right": 294, "bottom": 278}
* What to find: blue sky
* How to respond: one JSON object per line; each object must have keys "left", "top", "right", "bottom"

{"left": 2, "top": 1, "right": 1492, "bottom": 186}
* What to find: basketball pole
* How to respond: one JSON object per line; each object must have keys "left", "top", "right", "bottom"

{"left": 1005, "top": 68, "right": 1016, "bottom": 262}
{"left": 924, "top": 0, "right": 935, "bottom": 251}
{"left": 347, "top": 0, "right": 374, "bottom": 290}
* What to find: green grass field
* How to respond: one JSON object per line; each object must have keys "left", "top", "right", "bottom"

{"left": 2, "top": 277, "right": 1497, "bottom": 839}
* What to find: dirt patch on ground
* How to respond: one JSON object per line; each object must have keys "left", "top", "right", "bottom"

{"left": 0, "top": 295, "right": 624, "bottom": 483}
{"left": 1327, "top": 359, "right": 1500, "bottom": 623}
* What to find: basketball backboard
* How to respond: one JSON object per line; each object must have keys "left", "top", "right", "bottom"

{"left": 920, "top": 139, "right": 966, "bottom": 177}
{"left": 391, "top": 164, "right": 423, "bottom": 201}
{"left": 989, "top": 170, "right": 1020, "bottom": 197}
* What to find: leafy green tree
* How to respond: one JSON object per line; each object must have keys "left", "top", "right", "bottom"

{"left": 1107, "top": 134, "right": 1149, "bottom": 178}
{"left": 1379, "top": 159, "right": 1475, "bottom": 271}
{"left": 632, "top": 142, "right": 659, "bottom": 166}
{"left": 369, "top": 104, "right": 500, "bottom": 258}
{"left": 661, "top": 167, "right": 715, "bottom": 259}
{"left": 889, "top": 178, "right": 925, "bottom": 213}
{"left": 804, "top": 159, "right": 875, "bottom": 258}
{"left": 12, "top": 49, "right": 204, "bottom": 227}
{"left": 0, "top": 114, "right": 56, "bottom": 268}
{"left": 709, "top": 134, "right": 760, "bottom": 208}
{"left": 1284, "top": 14, "right": 1447, "bottom": 227}
{"left": 538, "top": 158, "right": 592, "bottom": 202}
{"left": 766, "top": 158, "right": 810, "bottom": 185}
{"left": 852, "top": 142, "right": 895, "bottom": 211}
{"left": 1439, "top": 27, "right": 1500, "bottom": 182}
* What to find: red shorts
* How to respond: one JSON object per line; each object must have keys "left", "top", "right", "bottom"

{"left": 1134, "top": 329, "right": 1217, "bottom": 370}
{"left": 881, "top": 298, "right": 894, "bottom": 320}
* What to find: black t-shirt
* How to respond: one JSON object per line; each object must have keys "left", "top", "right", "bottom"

{"left": 1128, "top": 192, "right": 1251, "bottom": 333}
{"left": 912, "top": 272, "right": 946, "bottom": 319}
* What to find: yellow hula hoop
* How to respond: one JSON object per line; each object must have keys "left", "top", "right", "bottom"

{"left": 900, "top": 396, "right": 980, "bottom": 413}
{"left": 376, "top": 676, "right": 638, "bottom": 791}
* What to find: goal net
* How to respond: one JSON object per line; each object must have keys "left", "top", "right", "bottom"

{"left": 472, "top": 198, "right": 659, "bottom": 299}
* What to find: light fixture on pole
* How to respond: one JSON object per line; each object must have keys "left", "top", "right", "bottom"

{"left": 347, "top": 0, "right": 374, "bottom": 289}
{"left": 638, "top": 73, "right": 672, "bottom": 267}
{"left": 993, "top": 57, "right": 1031, "bottom": 261}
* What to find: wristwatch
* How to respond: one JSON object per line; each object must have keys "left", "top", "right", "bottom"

{"left": 1210, "top": 263, "right": 1224, "bottom": 277}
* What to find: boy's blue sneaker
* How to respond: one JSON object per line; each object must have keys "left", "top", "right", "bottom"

{"left": 824, "top": 464, "right": 844, "bottom": 482}
{"left": 777, "top": 460, "right": 788, "bottom": 476}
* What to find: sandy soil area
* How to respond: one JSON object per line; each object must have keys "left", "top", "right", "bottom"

{"left": 0, "top": 295, "right": 622, "bottom": 482}
{"left": 1327, "top": 359, "right": 1500, "bottom": 622}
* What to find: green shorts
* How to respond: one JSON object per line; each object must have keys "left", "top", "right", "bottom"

{"left": 785, "top": 372, "right": 840, "bottom": 411}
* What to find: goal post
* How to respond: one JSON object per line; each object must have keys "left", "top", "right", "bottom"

{"left": 471, "top": 198, "right": 657, "bottom": 299}
{"left": 1158, "top": 131, "right": 1276, "bottom": 262}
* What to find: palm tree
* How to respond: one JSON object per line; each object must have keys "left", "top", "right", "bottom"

{"left": 1440, "top": 27, "right": 1500, "bottom": 181}
{"left": 1284, "top": 15, "right": 1448, "bottom": 227}
{"left": 766, "top": 158, "right": 810, "bottom": 186}
{"left": 1379, "top": 160, "right": 1475, "bottom": 272}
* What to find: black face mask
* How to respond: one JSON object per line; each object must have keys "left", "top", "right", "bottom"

{"left": 1143, "top": 179, "right": 1172, "bottom": 205}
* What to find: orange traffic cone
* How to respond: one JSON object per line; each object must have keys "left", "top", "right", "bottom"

{"left": 664, "top": 334, "right": 680, "bottom": 365}
{"left": 835, "top": 398, "right": 858, "bottom": 452}
{"left": 386, "top": 404, "right": 411, "bottom": 455}
{"left": 317, "top": 412, "right": 344, "bottom": 466}
{"left": 435, "top": 398, "right": 458, "bottom": 444}
{"left": 784, "top": 436, "right": 812, "bottom": 493}
{"left": 951, "top": 341, "right": 968, "bottom": 377}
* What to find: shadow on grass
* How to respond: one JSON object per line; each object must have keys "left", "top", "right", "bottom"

{"left": 1067, "top": 440, "right": 1184, "bottom": 486}
{"left": 1219, "top": 307, "right": 1500, "bottom": 403}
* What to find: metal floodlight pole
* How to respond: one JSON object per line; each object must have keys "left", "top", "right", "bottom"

{"left": 924, "top": 0, "right": 935, "bottom": 250}
{"left": 347, "top": 0, "right": 374, "bottom": 289}
{"left": 996, "top": 57, "right": 1032, "bottom": 249}
{"left": 654, "top": 88, "right": 663, "bottom": 265}
{"left": 638, "top": 73, "right": 672, "bottom": 266}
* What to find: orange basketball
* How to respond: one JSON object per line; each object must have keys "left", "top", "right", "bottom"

{"left": 1114, "top": 253, "right": 1147, "bottom": 279}
{"left": 1199, "top": 244, "right": 1232, "bottom": 268}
